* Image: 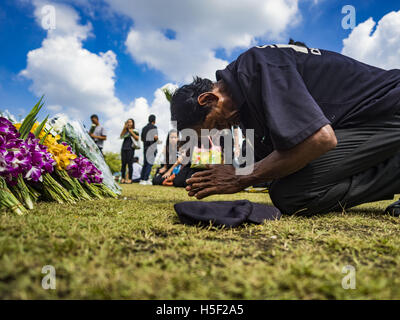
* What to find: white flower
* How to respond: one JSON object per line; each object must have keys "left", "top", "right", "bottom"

{"left": 50, "top": 114, "right": 69, "bottom": 133}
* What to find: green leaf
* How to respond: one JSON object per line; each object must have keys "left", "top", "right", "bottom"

{"left": 19, "top": 96, "right": 44, "bottom": 139}
{"left": 61, "top": 127, "right": 66, "bottom": 142}
{"left": 162, "top": 88, "right": 174, "bottom": 103}
{"left": 40, "top": 127, "right": 52, "bottom": 144}
{"left": 33, "top": 115, "right": 49, "bottom": 138}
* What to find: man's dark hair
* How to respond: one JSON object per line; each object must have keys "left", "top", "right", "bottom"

{"left": 91, "top": 114, "right": 99, "bottom": 120}
{"left": 148, "top": 114, "right": 156, "bottom": 123}
{"left": 171, "top": 76, "right": 214, "bottom": 131}
{"left": 288, "top": 38, "right": 308, "bottom": 48}
{"left": 133, "top": 157, "right": 139, "bottom": 163}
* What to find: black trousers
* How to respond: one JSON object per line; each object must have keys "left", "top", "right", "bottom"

{"left": 173, "top": 165, "right": 202, "bottom": 188}
{"left": 269, "top": 112, "right": 400, "bottom": 216}
{"left": 121, "top": 149, "right": 135, "bottom": 180}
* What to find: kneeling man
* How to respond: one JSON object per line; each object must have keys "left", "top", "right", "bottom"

{"left": 170, "top": 43, "right": 400, "bottom": 216}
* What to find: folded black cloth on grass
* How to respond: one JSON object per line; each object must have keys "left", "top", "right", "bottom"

{"left": 174, "top": 200, "right": 281, "bottom": 228}
{"left": 385, "top": 198, "right": 400, "bottom": 216}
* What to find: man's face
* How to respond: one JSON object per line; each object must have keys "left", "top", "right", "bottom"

{"left": 91, "top": 117, "right": 99, "bottom": 125}
{"left": 198, "top": 85, "right": 240, "bottom": 131}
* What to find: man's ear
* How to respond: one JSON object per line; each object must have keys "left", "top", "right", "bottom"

{"left": 198, "top": 92, "right": 218, "bottom": 107}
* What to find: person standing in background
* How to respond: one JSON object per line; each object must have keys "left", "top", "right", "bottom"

{"left": 120, "top": 118, "right": 139, "bottom": 184}
{"left": 89, "top": 114, "right": 107, "bottom": 154}
{"left": 140, "top": 114, "right": 158, "bottom": 185}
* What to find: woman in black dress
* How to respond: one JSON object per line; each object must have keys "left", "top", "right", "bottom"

{"left": 120, "top": 118, "right": 139, "bottom": 184}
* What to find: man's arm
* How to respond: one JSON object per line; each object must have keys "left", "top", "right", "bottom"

{"left": 90, "top": 133, "right": 107, "bottom": 140}
{"left": 240, "top": 124, "right": 337, "bottom": 186}
{"left": 186, "top": 124, "right": 337, "bottom": 199}
{"left": 90, "top": 127, "right": 107, "bottom": 140}
{"left": 92, "top": 135, "right": 107, "bottom": 140}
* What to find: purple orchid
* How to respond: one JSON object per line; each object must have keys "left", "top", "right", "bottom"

{"left": 24, "top": 165, "right": 42, "bottom": 182}
{"left": 0, "top": 118, "right": 20, "bottom": 140}
{"left": 0, "top": 118, "right": 56, "bottom": 184}
{"left": 67, "top": 155, "right": 103, "bottom": 184}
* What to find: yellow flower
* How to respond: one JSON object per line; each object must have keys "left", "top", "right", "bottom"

{"left": 13, "top": 122, "right": 76, "bottom": 170}
{"left": 46, "top": 142, "right": 76, "bottom": 170}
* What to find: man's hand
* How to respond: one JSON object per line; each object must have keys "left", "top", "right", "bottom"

{"left": 186, "top": 164, "right": 244, "bottom": 199}
{"left": 185, "top": 124, "right": 337, "bottom": 200}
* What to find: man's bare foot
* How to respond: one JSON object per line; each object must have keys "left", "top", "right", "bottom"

{"left": 120, "top": 179, "right": 126, "bottom": 184}
{"left": 126, "top": 179, "right": 132, "bottom": 184}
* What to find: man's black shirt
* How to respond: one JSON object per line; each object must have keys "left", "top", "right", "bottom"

{"left": 216, "top": 44, "right": 400, "bottom": 160}
{"left": 141, "top": 122, "right": 158, "bottom": 151}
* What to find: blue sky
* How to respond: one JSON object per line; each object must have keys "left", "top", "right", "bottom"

{"left": 0, "top": 0, "right": 166, "bottom": 116}
{"left": 0, "top": 0, "right": 399, "bottom": 151}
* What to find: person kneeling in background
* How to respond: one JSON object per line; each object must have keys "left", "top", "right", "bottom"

{"left": 153, "top": 129, "right": 180, "bottom": 186}
{"left": 131, "top": 157, "right": 142, "bottom": 183}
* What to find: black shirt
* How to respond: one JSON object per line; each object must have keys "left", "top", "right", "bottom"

{"left": 122, "top": 129, "right": 139, "bottom": 151}
{"left": 216, "top": 44, "right": 400, "bottom": 159}
{"left": 122, "top": 136, "right": 132, "bottom": 150}
{"left": 141, "top": 123, "right": 158, "bottom": 151}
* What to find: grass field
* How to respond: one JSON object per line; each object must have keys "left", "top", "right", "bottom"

{"left": 1, "top": 183, "right": 400, "bottom": 299}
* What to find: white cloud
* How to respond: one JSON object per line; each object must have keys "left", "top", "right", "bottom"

{"left": 21, "top": 1, "right": 123, "bottom": 117}
{"left": 103, "top": 83, "right": 177, "bottom": 155}
{"left": 20, "top": 1, "right": 175, "bottom": 156}
{"left": 125, "top": 29, "right": 227, "bottom": 83}
{"left": 47, "top": 104, "right": 63, "bottom": 112}
{"left": 342, "top": 11, "right": 400, "bottom": 70}
{"left": 106, "top": 0, "right": 301, "bottom": 82}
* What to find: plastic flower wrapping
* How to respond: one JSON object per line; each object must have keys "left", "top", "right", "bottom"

{"left": 49, "top": 115, "right": 121, "bottom": 194}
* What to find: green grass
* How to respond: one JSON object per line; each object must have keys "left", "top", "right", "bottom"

{"left": 1, "top": 184, "right": 400, "bottom": 299}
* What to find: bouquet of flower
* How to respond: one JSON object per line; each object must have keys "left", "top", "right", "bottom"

{"left": 12, "top": 100, "right": 77, "bottom": 205}
{"left": 0, "top": 97, "right": 119, "bottom": 214}
{"left": 0, "top": 117, "right": 56, "bottom": 209}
